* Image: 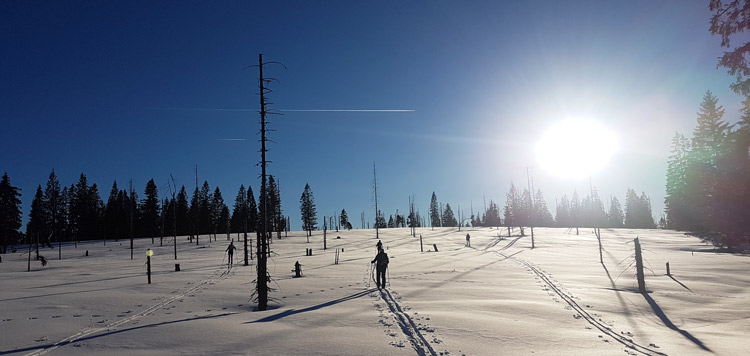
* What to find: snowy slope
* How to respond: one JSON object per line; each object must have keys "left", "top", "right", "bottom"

{"left": 1, "top": 227, "right": 748, "bottom": 355}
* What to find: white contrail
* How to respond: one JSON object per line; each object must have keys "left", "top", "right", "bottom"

{"left": 279, "top": 109, "right": 414, "bottom": 112}
{"left": 155, "top": 107, "right": 414, "bottom": 113}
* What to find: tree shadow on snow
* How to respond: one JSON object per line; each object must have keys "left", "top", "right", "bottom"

{"left": 642, "top": 293, "right": 712, "bottom": 352}
{"left": 0, "top": 313, "right": 234, "bottom": 355}
{"left": 249, "top": 289, "right": 376, "bottom": 323}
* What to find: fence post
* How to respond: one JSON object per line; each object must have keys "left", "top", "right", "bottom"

{"left": 666, "top": 262, "right": 670, "bottom": 276}
{"left": 634, "top": 237, "right": 646, "bottom": 293}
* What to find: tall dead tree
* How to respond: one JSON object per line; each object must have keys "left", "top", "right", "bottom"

{"left": 373, "top": 162, "right": 380, "bottom": 239}
{"left": 254, "top": 53, "right": 285, "bottom": 311}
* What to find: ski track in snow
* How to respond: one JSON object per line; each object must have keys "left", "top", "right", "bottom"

{"left": 22, "top": 267, "right": 234, "bottom": 356}
{"left": 364, "top": 263, "right": 448, "bottom": 356}
{"left": 497, "top": 251, "right": 668, "bottom": 356}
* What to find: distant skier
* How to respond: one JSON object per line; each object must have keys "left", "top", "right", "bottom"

{"left": 376, "top": 240, "right": 383, "bottom": 251}
{"left": 226, "top": 240, "right": 236, "bottom": 267}
{"left": 371, "top": 247, "right": 389, "bottom": 288}
{"left": 466, "top": 233, "right": 471, "bottom": 247}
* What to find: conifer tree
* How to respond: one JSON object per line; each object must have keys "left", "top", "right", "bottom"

{"left": 442, "top": 203, "right": 458, "bottom": 227}
{"left": 429, "top": 192, "right": 440, "bottom": 228}
{"left": 300, "top": 183, "right": 317, "bottom": 236}
{"left": 0, "top": 173, "right": 22, "bottom": 253}
{"left": 247, "top": 186, "right": 258, "bottom": 233}
{"left": 211, "top": 186, "right": 227, "bottom": 239}
{"left": 340, "top": 209, "right": 351, "bottom": 230}
{"left": 199, "top": 181, "right": 212, "bottom": 236}
{"left": 231, "top": 185, "right": 247, "bottom": 233}
{"left": 555, "top": 195, "right": 567, "bottom": 227}
{"left": 104, "top": 181, "right": 120, "bottom": 240}
{"left": 141, "top": 178, "right": 160, "bottom": 241}
{"left": 664, "top": 132, "right": 691, "bottom": 229}
{"left": 176, "top": 186, "right": 190, "bottom": 236}
{"left": 484, "top": 200, "right": 502, "bottom": 227}
{"left": 608, "top": 197, "right": 624, "bottom": 228}
{"left": 27, "top": 186, "right": 46, "bottom": 258}
{"left": 43, "top": 170, "right": 64, "bottom": 252}
{"left": 532, "top": 190, "right": 554, "bottom": 227}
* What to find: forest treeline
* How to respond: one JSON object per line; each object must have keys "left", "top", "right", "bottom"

{"left": 0, "top": 168, "right": 659, "bottom": 255}
{"left": 665, "top": 91, "right": 750, "bottom": 251}
{"left": 0, "top": 171, "right": 287, "bottom": 254}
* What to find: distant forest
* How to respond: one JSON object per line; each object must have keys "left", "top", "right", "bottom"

{"left": 0, "top": 165, "right": 659, "bottom": 255}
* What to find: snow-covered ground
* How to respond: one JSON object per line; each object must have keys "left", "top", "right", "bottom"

{"left": 1, "top": 227, "right": 748, "bottom": 355}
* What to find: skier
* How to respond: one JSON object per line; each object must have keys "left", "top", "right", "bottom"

{"left": 466, "top": 233, "right": 471, "bottom": 247}
{"left": 226, "top": 240, "right": 236, "bottom": 267}
{"left": 376, "top": 240, "right": 383, "bottom": 251}
{"left": 371, "top": 246, "right": 389, "bottom": 289}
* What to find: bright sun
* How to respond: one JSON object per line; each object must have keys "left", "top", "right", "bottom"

{"left": 535, "top": 119, "right": 618, "bottom": 179}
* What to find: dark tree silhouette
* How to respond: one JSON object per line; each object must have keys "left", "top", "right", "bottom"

{"left": 340, "top": 209, "right": 351, "bottom": 230}
{"left": 483, "top": 200, "right": 501, "bottom": 227}
{"left": 429, "top": 192, "right": 440, "bottom": 229}
{"left": 247, "top": 186, "right": 258, "bottom": 233}
{"left": 231, "top": 185, "right": 247, "bottom": 233}
{"left": 0, "top": 173, "right": 22, "bottom": 253}
{"left": 141, "top": 178, "right": 160, "bottom": 242}
{"left": 27, "top": 186, "right": 45, "bottom": 259}
{"left": 442, "top": 203, "right": 457, "bottom": 227}
{"left": 175, "top": 186, "right": 190, "bottom": 236}
{"left": 300, "top": 183, "right": 317, "bottom": 236}
{"left": 608, "top": 197, "right": 625, "bottom": 228}
{"left": 43, "top": 170, "right": 64, "bottom": 256}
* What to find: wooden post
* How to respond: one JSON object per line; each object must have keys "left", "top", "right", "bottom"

{"left": 420, "top": 234, "right": 423, "bottom": 252}
{"left": 530, "top": 226, "right": 535, "bottom": 248}
{"left": 596, "top": 228, "right": 603, "bottom": 264}
{"left": 324, "top": 217, "right": 327, "bottom": 250}
{"left": 634, "top": 237, "right": 646, "bottom": 293}
{"left": 666, "top": 262, "right": 671, "bottom": 276}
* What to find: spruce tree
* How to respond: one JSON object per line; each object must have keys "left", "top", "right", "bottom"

{"left": 340, "top": 209, "right": 351, "bottom": 230}
{"left": 299, "top": 183, "right": 317, "bottom": 236}
{"left": 608, "top": 197, "right": 624, "bottom": 228}
{"left": 664, "top": 132, "right": 691, "bottom": 229}
{"left": 27, "top": 186, "right": 45, "bottom": 258}
{"left": 231, "top": 185, "right": 247, "bottom": 233}
{"left": 141, "top": 179, "right": 160, "bottom": 242}
{"left": 247, "top": 186, "right": 258, "bottom": 233}
{"left": 211, "top": 187, "right": 226, "bottom": 239}
{"left": 483, "top": 200, "right": 500, "bottom": 227}
{"left": 199, "top": 181, "right": 212, "bottom": 236}
{"left": 176, "top": 186, "right": 190, "bottom": 236}
{"left": 556, "top": 195, "right": 571, "bottom": 228}
{"left": 104, "top": 181, "right": 120, "bottom": 240}
{"left": 442, "top": 203, "right": 457, "bottom": 227}
{"left": 0, "top": 173, "right": 22, "bottom": 253}
{"left": 43, "top": 170, "right": 64, "bottom": 252}
{"left": 429, "top": 192, "right": 440, "bottom": 228}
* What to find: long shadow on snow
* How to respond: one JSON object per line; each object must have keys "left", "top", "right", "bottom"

{"left": 0, "top": 313, "right": 234, "bottom": 355}
{"left": 402, "top": 250, "right": 523, "bottom": 299}
{"left": 642, "top": 293, "right": 712, "bottom": 352}
{"left": 249, "top": 289, "right": 376, "bottom": 323}
{"left": 668, "top": 275, "right": 693, "bottom": 292}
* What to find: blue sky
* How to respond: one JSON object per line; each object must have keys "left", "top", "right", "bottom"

{"left": 1, "top": 1, "right": 744, "bottom": 231}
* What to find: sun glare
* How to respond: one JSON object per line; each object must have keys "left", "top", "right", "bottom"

{"left": 535, "top": 119, "right": 618, "bottom": 179}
